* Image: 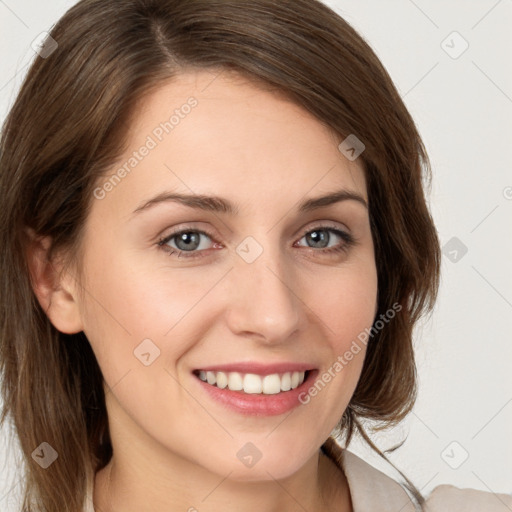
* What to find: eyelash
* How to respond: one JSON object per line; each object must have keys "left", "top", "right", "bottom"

{"left": 157, "top": 225, "right": 356, "bottom": 260}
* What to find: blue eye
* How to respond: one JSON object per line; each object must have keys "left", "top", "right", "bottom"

{"left": 158, "top": 229, "right": 215, "bottom": 258}
{"left": 157, "top": 226, "right": 355, "bottom": 259}
{"left": 296, "top": 228, "right": 354, "bottom": 253}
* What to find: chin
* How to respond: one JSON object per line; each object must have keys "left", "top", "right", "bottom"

{"left": 204, "top": 449, "right": 312, "bottom": 483}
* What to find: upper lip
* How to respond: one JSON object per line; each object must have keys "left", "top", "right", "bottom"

{"left": 193, "top": 362, "right": 315, "bottom": 376}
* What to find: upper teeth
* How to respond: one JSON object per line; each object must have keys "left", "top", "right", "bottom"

{"left": 197, "top": 370, "right": 306, "bottom": 394}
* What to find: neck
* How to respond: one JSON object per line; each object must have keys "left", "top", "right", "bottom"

{"left": 94, "top": 447, "right": 351, "bottom": 512}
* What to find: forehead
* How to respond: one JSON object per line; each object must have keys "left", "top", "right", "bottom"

{"left": 95, "top": 69, "right": 367, "bottom": 216}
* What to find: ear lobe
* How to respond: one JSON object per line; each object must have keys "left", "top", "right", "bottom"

{"left": 25, "top": 229, "right": 84, "bottom": 334}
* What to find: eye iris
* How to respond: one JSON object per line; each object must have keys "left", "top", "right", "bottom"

{"left": 175, "top": 232, "right": 200, "bottom": 251}
{"left": 307, "top": 230, "right": 329, "bottom": 248}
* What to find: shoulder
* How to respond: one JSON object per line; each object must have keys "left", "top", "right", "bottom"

{"left": 339, "top": 449, "right": 512, "bottom": 512}
{"left": 424, "top": 484, "right": 512, "bottom": 512}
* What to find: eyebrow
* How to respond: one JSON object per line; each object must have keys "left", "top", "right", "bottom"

{"left": 132, "top": 188, "right": 368, "bottom": 215}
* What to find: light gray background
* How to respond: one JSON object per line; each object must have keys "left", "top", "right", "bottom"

{"left": 1, "top": 0, "right": 511, "bottom": 508}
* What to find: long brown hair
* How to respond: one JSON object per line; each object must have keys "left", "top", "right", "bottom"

{"left": 0, "top": 0, "right": 440, "bottom": 510}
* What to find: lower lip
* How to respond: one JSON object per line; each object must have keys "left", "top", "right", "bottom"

{"left": 192, "top": 370, "right": 319, "bottom": 417}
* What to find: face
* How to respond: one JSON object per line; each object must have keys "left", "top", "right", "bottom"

{"left": 73, "top": 69, "right": 377, "bottom": 481}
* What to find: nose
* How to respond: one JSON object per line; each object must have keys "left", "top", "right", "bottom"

{"left": 224, "top": 242, "right": 302, "bottom": 345}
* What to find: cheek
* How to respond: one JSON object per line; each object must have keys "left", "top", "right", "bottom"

{"left": 313, "top": 258, "right": 378, "bottom": 349}
{"left": 327, "top": 277, "right": 377, "bottom": 352}
{"left": 78, "top": 244, "right": 228, "bottom": 381}
{"left": 299, "top": 255, "right": 378, "bottom": 402}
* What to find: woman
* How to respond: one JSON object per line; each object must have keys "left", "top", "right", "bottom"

{"left": 0, "top": 1, "right": 509, "bottom": 511}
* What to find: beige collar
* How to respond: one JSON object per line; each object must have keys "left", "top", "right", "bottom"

{"left": 339, "top": 449, "right": 417, "bottom": 512}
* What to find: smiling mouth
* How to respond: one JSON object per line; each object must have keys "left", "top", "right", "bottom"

{"left": 193, "top": 369, "right": 312, "bottom": 395}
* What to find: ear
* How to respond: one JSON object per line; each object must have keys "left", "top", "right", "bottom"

{"left": 25, "top": 229, "right": 84, "bottom": 334}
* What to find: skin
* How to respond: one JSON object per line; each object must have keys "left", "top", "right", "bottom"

{"left": 29, "top": 69, "right": 378, "bottom": 512}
